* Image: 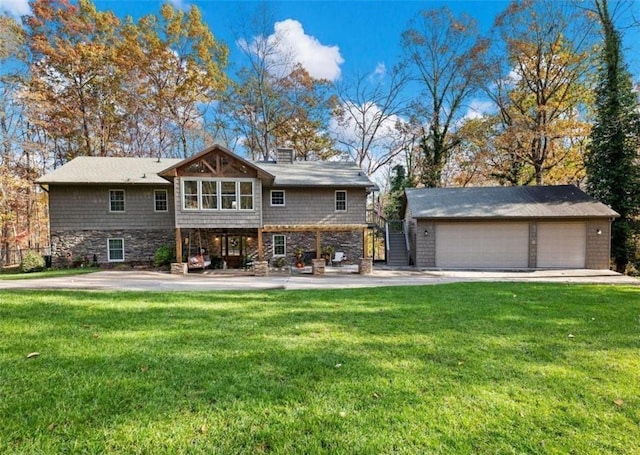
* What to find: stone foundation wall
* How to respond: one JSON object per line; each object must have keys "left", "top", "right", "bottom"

{"left": 51, "top": 229, "right": 174, "bottom": 268}
{"left": 261, "top": 230, "right": 363, "bottom": 266}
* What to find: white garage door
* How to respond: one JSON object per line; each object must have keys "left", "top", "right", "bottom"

{"left": 436, "top": 222, "right": 529, "bottom": 268}
{"left": 537, "top": 222, "right": 586, "bottom": 268}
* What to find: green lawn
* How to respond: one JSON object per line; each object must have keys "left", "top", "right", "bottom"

{"left": 0, "top": 267, "right": 98, "bottom": 280}
{"left": 1, "top": 283, "right": 638, "bottom": 454}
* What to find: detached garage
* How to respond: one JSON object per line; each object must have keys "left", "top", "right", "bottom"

{"left": 404, "top": 185, "right": 618, "bottom": 270}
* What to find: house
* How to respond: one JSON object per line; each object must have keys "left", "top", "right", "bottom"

{"left": 36, "top": 145, "right": 379, "bottom": 271}
{"left": 402, "top": 185, "right": 619, "bottom": 270}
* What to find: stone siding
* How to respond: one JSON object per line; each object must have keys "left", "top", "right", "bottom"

{"left": 262, "top": 230, "right": 363, "bottom": 266}
{"left": 51, "top": 229, "right": 174, "bottom": 267}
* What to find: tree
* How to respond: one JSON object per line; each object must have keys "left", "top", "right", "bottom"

{"left": 401, "top": 7, "right": 488, "bottom": 187}
{"left": 331, "top": 67, "right": 410, "bottom": 175}
{"left": 586, "top": 0, "right": 640, "bottom": 272}
{"left": 484, "top": 0, "right": 595, "bottom": 185}
{"left": 222, "top": 6, "right": 336, "bottom": 161}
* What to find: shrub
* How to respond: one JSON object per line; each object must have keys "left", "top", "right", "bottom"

{"left": 154, "top": 245, "right": 175, "bottom": 267}
{"left": 20, "top": 251, "right": 46, "bottom": 273}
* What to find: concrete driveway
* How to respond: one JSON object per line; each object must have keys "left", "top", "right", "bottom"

{"left": 0, "top": 266, "right": 637, "bottom": 291}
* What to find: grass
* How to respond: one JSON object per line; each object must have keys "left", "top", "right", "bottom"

{"left": 1, "top": 283, "right": 638, "bottom": 454}
{"left": 0, "top": 267, "right": 99, "bottom": 280}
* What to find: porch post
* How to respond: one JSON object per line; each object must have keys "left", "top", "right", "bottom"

{"left": 176, "top": 227, "right": 183, "bottom": 263}
{"left": 257, "top": 228, "right": 263, "bottom": 261}
{"left": 316, "top": 229, "right": 322, "bottom": 259}
{"left": 362, "top": 228, "right": 368, "bottom": 258}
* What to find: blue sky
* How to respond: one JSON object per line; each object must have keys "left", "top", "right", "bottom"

{"left": 4, "top": 0, "right": 638, "bottom": 82}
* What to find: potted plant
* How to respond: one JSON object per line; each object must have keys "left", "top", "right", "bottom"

{"left": 321, "top": 245, "right": 335, "bottom": 263}
{"left": 294, "top": 247, "right": 305, "bottom": 268}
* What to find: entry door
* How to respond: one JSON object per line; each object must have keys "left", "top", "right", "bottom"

{"left": 223, "top": 235, "right": 244, "bottom": 268}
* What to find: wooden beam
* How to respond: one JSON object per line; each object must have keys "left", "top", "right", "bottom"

{"left": 176, "top": 227, "right": 183, "bottom": 263}
{"left": 362, "top": 228, "right": 368, "bottom": 258}
{"left": 257, "top": 228, "right": 263, "bottom": 261}
{"left": 261, "top": 224, "right": 368, "bottom": 233}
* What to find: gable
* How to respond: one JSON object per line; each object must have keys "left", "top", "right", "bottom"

{"left": 159, "top": 145, "right": 273, "bottom": 181}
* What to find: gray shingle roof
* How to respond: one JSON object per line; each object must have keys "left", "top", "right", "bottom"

{"left": 255, "top": 160, "right": 377, "bottom": 188}
{"left": 36, "top": 157, "right": 182, "bottom": 185}
{"left": 405, "top": 185, "right": 619, "bottom": 219}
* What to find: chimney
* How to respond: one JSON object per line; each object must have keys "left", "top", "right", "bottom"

{"left": 276, "top": 147, "right": 294, "bottom": 164}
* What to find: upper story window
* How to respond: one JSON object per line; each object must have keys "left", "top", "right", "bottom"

{"left": 154, "top": 190, "right": 168, "bottom": 212}
{"left": 182, "top": 178, "right": 254, "bottom": 211}
{"left": 271, "top": 190, "right": 285, "bottom": 206}
{"left": 335, "top": 190, "right": 347, "bottom": 212}
{"left": 109, "top": 190, "right": 125, "bottom": 212}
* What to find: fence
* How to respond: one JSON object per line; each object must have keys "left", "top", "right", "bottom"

{"left": 0, "top": 247, "right": 52, "bottom": 268}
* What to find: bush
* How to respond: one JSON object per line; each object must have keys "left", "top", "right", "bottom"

{"left": 21, "top": 251, "right": 46, "bottom": 273}
{"left": 154, "top": 245, "right": 175, "bottom": 267}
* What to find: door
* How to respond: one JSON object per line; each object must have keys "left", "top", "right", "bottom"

{"left": 435, "top": 222, "right": 529, "bottom": 268}
{"left": 537, "top": 222, "right": 586, "bottom": 268}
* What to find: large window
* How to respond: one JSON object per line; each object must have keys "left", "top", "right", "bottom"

{"left": 335, "top": 190, "right": 347, "bottom": 212}
{"left": 201, "top": 181, "right": 217, "bottom": 210}
{"left": 109, "top": 190, "right": 125, "bottom": 212}
{"left": 182, "top": 179, "right": 253, "bottom": 211}
{"left": 270, "top": 190, "right": 285, "bottom": 206}
{"left": 273, "top": 234, "right": 286, "bottom": 256}
{"left": 154, "top": 190, "right": 168, "bottom": 212}
{"left": 108, "top": 238, "right": 124, "bottom": 262}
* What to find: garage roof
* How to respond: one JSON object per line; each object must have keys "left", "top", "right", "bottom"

{"left": 405, "top": 185, "right": 619, "bottom": 219}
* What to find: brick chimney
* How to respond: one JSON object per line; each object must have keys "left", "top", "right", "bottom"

{"left": 276, "top": 147, "right": 294, "bottom": 164}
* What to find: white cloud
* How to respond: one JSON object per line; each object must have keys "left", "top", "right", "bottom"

{"left": 0, "top": 0, "right": 30, "bottom": 17}
{"left": 463, "top": 99, "right": 495, "bottom": 121}
{"left": 245, "top": 19, "right": 344, "bottom": 81}
{"left": 166, "top": 0, "right": 188, "bottom": 10}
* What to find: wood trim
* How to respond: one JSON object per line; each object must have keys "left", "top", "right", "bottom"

{"left": 261, "top": 224, "right": 368, "bottom": 232}
{"left": 176, "top": 227, "right": 183, "bottom": 263}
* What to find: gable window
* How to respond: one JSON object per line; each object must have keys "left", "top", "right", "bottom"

{"left": 154, "top": 190, "right": 168, "bottom": 212}
{"left": 107, "top": 238, "right": 124, "bottom": 262}
{"left": 335, "top": 190, "right": 347, "bottom": 212}
{"left": 182, "top": 178, "right": 254, "bottom": 211}
{"left": 183, "top": 180, "right": 198, "bottom": 209}
{"left": 221, "top": 181, "right": 237, "bottom": 209}
{"left": 273, "top": 234, "right": 286, "bottom": 256}
{"left": 201, "top": 181, "right": 217, "bottom": 210}
{"left": 109, "top": 190, "right": 125, "bottom": 212}
{"left": 240, "top": 182, "right": 254, "bottom": 210}
{"left": 271, "top": 190, "right": 285, "bottom": 206}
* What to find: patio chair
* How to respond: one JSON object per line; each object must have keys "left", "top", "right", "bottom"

{"left": 332, "top": 251, "right": 345, "bottom": 267}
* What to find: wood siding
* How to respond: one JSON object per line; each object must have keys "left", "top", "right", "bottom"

{"left": 262, "top": 188, "right": 367, "bottom": 226}
{"left": 48, "top": 184, "right": 175, "bottom": 231}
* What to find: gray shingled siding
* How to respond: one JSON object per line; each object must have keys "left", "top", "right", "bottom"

{"left": 585, "top": 220, "right": 612, "bottom": 269}
{"left": 173, "top": 178, "right": 263, "bottom": 228}
{"left": 528, "top": 222, "right": 537, "bottom": 268}
{"left": 262, "top": 188, "right": 366, "bottom": 225}
{"left": 51, "top": 228, "right": 174, "bottom": 267}
{"left": 414, "top": 220, "right": 436, "bottom": 268}
{"left": 48, "top": 185, "right": 175, "bottom": 231}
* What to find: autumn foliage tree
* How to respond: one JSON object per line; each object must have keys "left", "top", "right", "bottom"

{"left": 481, "top": 0, "right": 595, "bottom": 186}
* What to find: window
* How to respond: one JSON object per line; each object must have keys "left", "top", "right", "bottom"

{"left": 154, "top": 190, "right": 168, "bottom": 212}
{"left": 182, "top": 178, "right": 254, "bottom": 211}
{"left": 240, "top": 182, "right": 254, "bottom": 210}
{"left": 273, "top": 234, "right": 286, "bottom": 256}
{"left": 109, "top": 190, "right": 125, "bottom": 212}
{"left": 201, "top": 181, "right": 217, "bottom": 210}
{"left": 335, "top": 190, "right": 347, "bottom": 212}
{"left": 271, "top": 190, "right": 285, "bottom": 206}
{"left": 108, "top": 238, "right": 124, "bottom": 262}
{"left": 221, "top": 181, "right": 237, "bottom": 210}
{"left": 183, "top": 180, "right": 198, "bottom": 210}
